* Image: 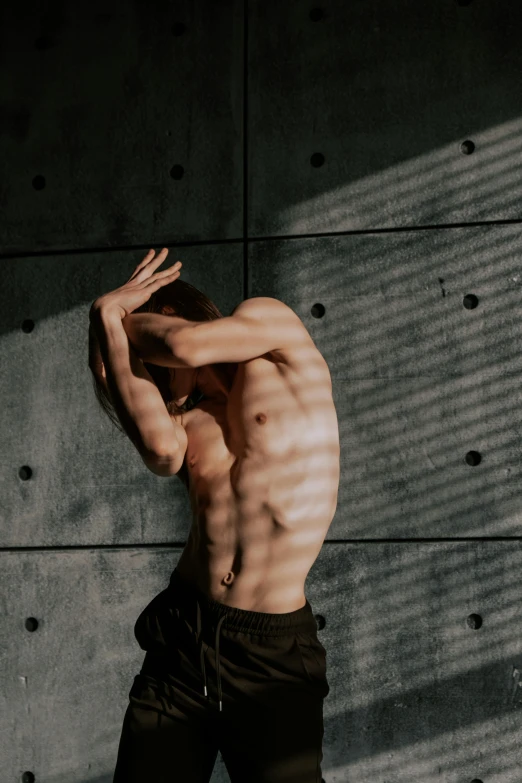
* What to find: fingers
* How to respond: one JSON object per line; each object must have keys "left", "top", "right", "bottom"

{"left": 134, "top": 248, "right": 155, "bottom": 274}
{"left": 128, "top": 248, "right": 175, "bottom": 284}
{"left": 152, "top": 261, "right": 182, "bottom": 280}
{"left": 150, "top": 269, "right": 181, "bottom": 292}
{"left": 138, "top": 247, "right": 168, "bottom": 272}
{"left": 144, "top": 261, "right": 182, "bottom": 289}
{"left": 148, "top": 247, "right": 170, "bottom": 274}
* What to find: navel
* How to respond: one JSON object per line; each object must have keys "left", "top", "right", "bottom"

{"left": 223, "top": 571, "right": 235, "bottom": 585}
{"left": 255, "top": 412, "right": 267, "bottom": 424}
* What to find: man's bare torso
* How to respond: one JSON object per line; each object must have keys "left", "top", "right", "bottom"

{"left": 173, "top": 334, "right": 340, "bottom": 614}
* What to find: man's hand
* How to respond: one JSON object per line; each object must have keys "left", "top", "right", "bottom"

{"left": 89, "top": 247, "right": 184, "bottom": 384}
{"left": 90, "top": 248, "right": 182, "bottom": 320}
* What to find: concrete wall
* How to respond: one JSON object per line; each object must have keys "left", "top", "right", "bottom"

{"left": 2, "top": 1, "right": 522, "bottom": 781}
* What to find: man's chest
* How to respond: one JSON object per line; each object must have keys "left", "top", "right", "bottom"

{"left": 182, "top": 352, "right": 337, "bottom": 479}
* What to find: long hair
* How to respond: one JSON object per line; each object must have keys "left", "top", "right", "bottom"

{"left": 90, "top": 279, "right": 224, "bottom": 436}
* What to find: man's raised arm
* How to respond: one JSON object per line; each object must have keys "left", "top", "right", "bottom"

{"left": 121, "top": 312, "right": 194, "bottom": 368}
{"left": 89, "top": 304, "right": 183, "bottom": 457}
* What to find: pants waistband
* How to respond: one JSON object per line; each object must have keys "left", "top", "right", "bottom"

{"left": 166, "top": 567, "right": 318, "bottom": 714}
{"left": 167, "top": 567, "right": 318, "bottom": 636}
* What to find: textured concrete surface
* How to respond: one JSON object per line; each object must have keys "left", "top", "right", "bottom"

{"left": 3, "top": 545, "right": 522, "bottom": 782}
{"left": 248, "top": 1, "right": 522, "bottom": 235}
{"left": 0, "top": 1, "right": 244, "bottom": 254}
{"left": 1, "top": 244, "right": 243, "bottom": 548}
{"left": 2, "top": 0, "right": 522, "bottom": 781}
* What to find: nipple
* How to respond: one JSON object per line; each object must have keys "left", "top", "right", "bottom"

{"left": 255, "top": 412, "right": 267, "bottom": 424}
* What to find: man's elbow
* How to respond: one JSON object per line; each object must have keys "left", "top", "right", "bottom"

{"left": 140, "top": 447, "right": 186, "bottom": 477}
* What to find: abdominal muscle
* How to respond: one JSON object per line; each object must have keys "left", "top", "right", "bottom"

{"left": 176, "top": 504, "right": 315, "bottom": 613}
{"left": 174, "top": 351, "right": 340, "bottom": 614}
{"left": 174, "top": 431, "right": 337, "bottom": 614}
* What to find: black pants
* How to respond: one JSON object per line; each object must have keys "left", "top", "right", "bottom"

{"left": 112, "top": 566, "right": 330, "bottom": 782}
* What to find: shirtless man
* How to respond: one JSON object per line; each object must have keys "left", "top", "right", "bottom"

{"left": 89, "top": 248, "right": 340, "bottom": 782}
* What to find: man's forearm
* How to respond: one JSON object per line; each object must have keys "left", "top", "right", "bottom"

{"left": 90, "top": 306, "right": 182, "bottom": 456}
{"left": 121, "top": 313, "right": 194, "bottom": 369}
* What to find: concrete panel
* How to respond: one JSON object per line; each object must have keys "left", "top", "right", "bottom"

{"left": 3, "top": 543, "right": 521, "bottom": 781}
{"left": 4, "top": 226, "right": 522, "bottom": 546}
{"left": 0, "top": 0, "right": 244, "bottom": 255}
{"left": 249, "top": 0, "right": 522, "bottom": 235}
{"left": 318, "top": 542, "right": 522, "bottom": 783}
{"left": 0, "top": 243, "right": 243, "bottom": 548}
{"left": 249, "top": 225, "right": 522, "bottom": 537}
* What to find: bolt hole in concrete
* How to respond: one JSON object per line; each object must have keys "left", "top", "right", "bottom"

{"left": 465, "top": 451, "right": 481, "bottom": 467}
{"left": 466, "top": 614, "right": 483, "bottom": 630}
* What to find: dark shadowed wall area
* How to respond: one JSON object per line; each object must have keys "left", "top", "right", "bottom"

{"left": 2, "top": 1, "right": 522, "bottom": 781}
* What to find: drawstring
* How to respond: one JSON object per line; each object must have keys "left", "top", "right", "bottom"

{"left": 196, "top": 598, "right": 227, "bottom": 712}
